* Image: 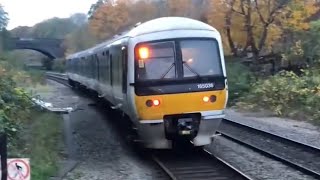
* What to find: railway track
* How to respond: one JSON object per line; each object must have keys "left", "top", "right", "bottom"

{"left": 218, "top": 119, "right": 320, "bottom": 179}
{"left": 45, "top": 72, "right": 70, "bottom": 87}
{"left": 151, "top": 146, "right": 252, "bottom": 180}
{"left": 46, "top": 72, "right": 320, "bottom": 179}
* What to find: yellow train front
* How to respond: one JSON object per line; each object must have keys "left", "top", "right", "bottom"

{"left": 66, "top": 17, "right": 228, "bottom": 149}
{"left": 128, "top": 17, "right": 228, "bottom": 149}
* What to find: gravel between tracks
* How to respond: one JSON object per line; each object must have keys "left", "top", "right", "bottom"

{"left": 206, "top": 137, "right": 316, "bottom": 180}
{"left": 39, "top": 80, "right": 163, "bottom": 180}
{"left": 218, "top": 120, "right": 320, "bottom": 174}
{"left": 225, "top": 109, "right": 320, "bottom": 148}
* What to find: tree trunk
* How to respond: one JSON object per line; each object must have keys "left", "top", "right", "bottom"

{"left": 225, "top": 0, "right": 237, "bottom": 56}
{"left": 258, "top": 24, "right": 269, "bottom": 51}
{"left": 225, "top": 12, "right": 237, "bottom": 56}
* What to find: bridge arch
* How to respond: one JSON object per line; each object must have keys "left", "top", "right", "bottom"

{"left": 9, "top": 38, "right": 66, "bottom": 59}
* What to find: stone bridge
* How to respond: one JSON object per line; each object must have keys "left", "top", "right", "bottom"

{"left": 9, "top": 38, "right": 66, "bottom": 59}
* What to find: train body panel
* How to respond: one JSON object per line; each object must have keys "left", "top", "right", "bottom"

{"left": 134, "top": 89, "right": 227, "bottom": 121}
{"left": 66, "top": 17, "right": 228, "bottom": 149}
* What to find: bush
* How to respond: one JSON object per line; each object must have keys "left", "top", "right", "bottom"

{"left": 0, "top": 55, "right": 62, "bottom": 179}
{"left": 238, "top": 69, "right": 320, "bottom": 121}
{"left": 52, "top": 58, "right": 66, "bottom": 73}
{"left": 0, "top": 68, "right": 32, "bottom": 141}
{"left": 226, "top": 60, "right": 254, "bottom": 105}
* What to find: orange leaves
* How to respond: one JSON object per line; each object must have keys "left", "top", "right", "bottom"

{"left": 129, "top": 0, "right": 157, "bottom": 24}
{"left": 285, "top": 0, "right": 319, "bottom": 31}
{"left": 89, "top": 0, "right": 157, "bottom": 40}
{"left": 205, "top": 0, "right": 319, "bottom": 56}
{"left": 89, "top": 0, "right": 130, "bottom": 40}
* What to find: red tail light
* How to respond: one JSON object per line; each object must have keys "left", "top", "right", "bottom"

{"left": 146, "top": 99, "right": 160, "bottom": 107}
{"left": 146, "top": 100, "right": 153, "bottom": 107}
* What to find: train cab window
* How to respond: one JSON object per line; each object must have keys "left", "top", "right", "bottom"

{"left": 136, "top": 41, "right": 176, "bottom": 80}
{"left": 180, "top": 40, "right": 223, "bottom": 78}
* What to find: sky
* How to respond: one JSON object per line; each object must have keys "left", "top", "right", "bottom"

{"left": 0, "top": 0, "right": 97, "bottom": 30}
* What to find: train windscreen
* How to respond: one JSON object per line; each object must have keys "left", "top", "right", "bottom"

{"left": 135, "top": 39, "right": 222, "bottom": 81}
{"left": 180, "top": 40, "right": 222, "bottom": 78}
{"left": 136, "top": 41, "right": 176, "bottom": 80}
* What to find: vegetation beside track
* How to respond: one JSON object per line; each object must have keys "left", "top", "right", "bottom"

{"left": 226, "top": 22, "right": 320, "bottom": 123}
{"left": 0, "top": 55, "right": 62, "bottom": 180}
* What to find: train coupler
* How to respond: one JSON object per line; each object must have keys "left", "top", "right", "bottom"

{"left": 164, "top": 113, "right": 201, "bottom": 140}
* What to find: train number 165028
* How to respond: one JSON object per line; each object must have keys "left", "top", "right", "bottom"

{"left": 197, "top": 83, "right": 214, "bottom": 89}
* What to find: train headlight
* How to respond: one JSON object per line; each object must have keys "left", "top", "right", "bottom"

{"left": 153, "top": 99, "right": 160, "bottom": 106}
{"left": 203, "top": 96, "right": 209, "bottom": 103}
{"left": 139, "top": 47, "right": 149, "bottom": 59}
{"left": 203, "top": 95, "right": 217, "bottom": 103}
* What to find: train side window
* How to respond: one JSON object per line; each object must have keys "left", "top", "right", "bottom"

{"left": 105, "top": 50, "right": 110, "bottom": 84}
{"left": 122, "top": 46, "right": 128, "bottom": 93}
{"left": 95, "top": 54, "right": 99, "bottom": 80}
{"left": 92, "top": 55, "right": 95, "bottom": 79}
{"left": 109, "top": 54, "right": 112, "bottom": 86}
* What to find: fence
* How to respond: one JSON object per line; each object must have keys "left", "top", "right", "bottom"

{"left": 0, "top": 133, "right": 7, "bottom": 180}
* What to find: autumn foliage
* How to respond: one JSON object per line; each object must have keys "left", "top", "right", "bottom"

{"left": 89, "top": 0, "right": 157, "bottom": 40}
{"left": 206, "top": 0, "right": 318, "bottom": 56}
{"left": 87, "top": 0, "right": 319, "bottom": 57}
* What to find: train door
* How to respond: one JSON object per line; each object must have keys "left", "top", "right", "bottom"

{"left": 110, "top": 42, "right": 127, "bottom": 108}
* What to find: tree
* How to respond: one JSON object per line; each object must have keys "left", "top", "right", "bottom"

{"left": 128, "top": 0, "right": 157, "bottom": 24}
{"left": 88, "top": 0, "right": 108, "bottom": 19}
{"left": 64, "top": 25, "right": 97, "bottom": 55}
{"left": 89, "top": 0, "right": 158, "bottom": 40}
{"left": 0, "top": 4, "right": 9, "bottom": 51}
{"left": 0, "top": 4, "right": 8, "bottom": 30}
{"left": 41, "top": 57, "right": 53, "bottom": 70}
{"left": 70, "top": 13, "right": 88, "bottom": 27}
{"left": 0, "top": 29, "right": 11, "bottom": 50}
{"left": 206, "top": 0, "right": 318, "bottom": 58}
{"left": 89, "top": 0, "right": 130, "bottom": 40}
{"left": 10, "top": 26, "right": 32, "bottom": 38}
{"left": 167, "top": 0, "right": 193, "bottom": 17}
{"left": 30, "top": 17, "right": 78, "bottom": 39}
{"left": 284, "top": 0, "right": 318, "bottom": 31}
{"left": 300, "top": 20, "right": 320, "bottom": 65}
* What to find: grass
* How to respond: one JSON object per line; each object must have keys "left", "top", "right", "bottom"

{"left": 1, "top": 54, "right": 63, "bottom": 179}
{"left": 29, "top": 111, "right": 62, "bottom": 179}
{"left": 9, "top": 109, "right": 63, "bottom": 180}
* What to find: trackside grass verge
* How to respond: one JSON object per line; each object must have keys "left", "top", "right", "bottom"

{"left": 9, "top": 109, "right": 63, "bottom": 180}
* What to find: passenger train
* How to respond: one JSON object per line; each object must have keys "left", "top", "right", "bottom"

{"left": 66, "top": 17, "right": 228, "bottom": 149}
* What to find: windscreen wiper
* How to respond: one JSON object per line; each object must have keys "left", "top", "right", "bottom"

{"left": 160, "top": 63, "right": 175, "bottom": 79}
{"left": 183, "top": 61, "right": 201, "bottom": 78}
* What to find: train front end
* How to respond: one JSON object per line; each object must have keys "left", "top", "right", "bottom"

{"left": 130, "top": 18, "right": 228, "bottom": 149}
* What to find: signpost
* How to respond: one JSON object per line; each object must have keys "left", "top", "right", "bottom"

{"left": 0, "top": 134, "right": 7, "bottom": 180}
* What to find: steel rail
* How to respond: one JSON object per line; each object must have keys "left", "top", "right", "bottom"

{"left": 218, "top": 119, "right": 320, "bottom": 179}
{"left": 152, "top": 148, "right": 252, "bottom": 180}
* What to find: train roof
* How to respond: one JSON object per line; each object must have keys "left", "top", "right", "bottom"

{"left": 127, "top": 17, "right": 217, "bottom": 37}
{"left": 66, "top": 17, "right": 217, "bottom": 59}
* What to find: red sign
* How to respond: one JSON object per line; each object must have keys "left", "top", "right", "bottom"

{"left": 7, "top": 159, "right": 30, "bottom": 180}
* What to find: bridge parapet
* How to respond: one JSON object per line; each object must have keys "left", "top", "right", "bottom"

{"left": 8, "top": 37, "right": 66, "bottom": 59}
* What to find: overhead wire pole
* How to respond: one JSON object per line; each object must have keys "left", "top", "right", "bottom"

{"left": 0, "top": 133, "right": 7, "bottom": 180}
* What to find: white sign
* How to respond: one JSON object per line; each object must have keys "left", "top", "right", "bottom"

{"left": 7, "top": 158, "right": 30, "bottom": 180}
